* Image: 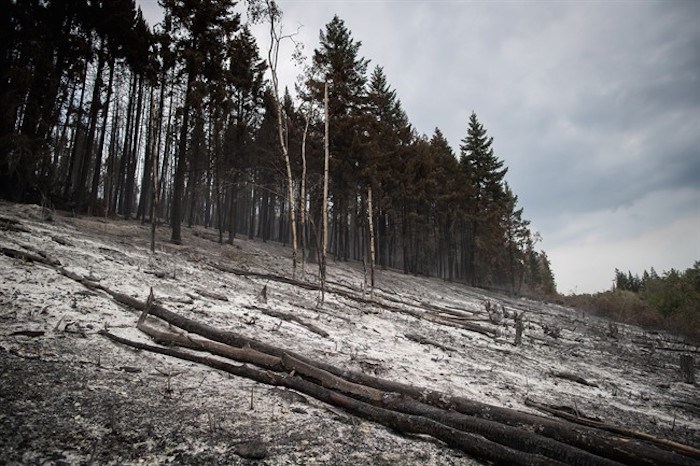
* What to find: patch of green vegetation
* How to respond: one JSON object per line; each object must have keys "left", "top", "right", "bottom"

{"left": 563, "top": 262, "right": 700, "bottom": 343}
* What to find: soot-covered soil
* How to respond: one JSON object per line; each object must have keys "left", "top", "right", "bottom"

{"left": 0, "top": 201, "right": 697, "bottom": 464}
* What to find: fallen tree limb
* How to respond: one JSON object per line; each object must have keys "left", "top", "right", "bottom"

{"left": 194, "top": 288, "right": 229, "bottom": 301}
{"left": 99, "top": 329, "right": 564, "bottom": 466}
{"left": 210, "top": 261, "right": 495, "bottom": 338}
{"left": 404, "top": 333, "right": 460, "bottom": 353}
{"left": 1, "top": 247, "right": 60, "bottom": 266}
{"left": 550, "top": 371, "right": 599, "bottom": 388}
{"left": 246, "top": 305, "right": 329, "bottom": 338}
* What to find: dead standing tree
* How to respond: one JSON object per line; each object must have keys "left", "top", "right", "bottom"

{"left": 367, "top": 184, "right": 376, "bottom": 294}
{"left": 265, "top": 0, "right": 299, "bottom": 277}
{"left": 321, "top": 80, "right": 330, "bottom": 302}
{"left": 300, "top": 107, "right": 310, "bottom": 275}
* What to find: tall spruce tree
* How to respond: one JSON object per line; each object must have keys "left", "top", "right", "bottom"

{"left": 220, "top": 25, "right": 266, "bottom": 244}
{"left": 306, "top": 15, "right": 369, "bottom": 260}
{"left": 501, "top": 183, "right": 532, "bottom": 293}
{"left": 364, "top": 66, "right": 412, "bottom": 269}
{"left": 430, "top": 128, "right": 464, "bottom": 280}
{"left": 459, "top": 112, "right": 508, "bottom": 285}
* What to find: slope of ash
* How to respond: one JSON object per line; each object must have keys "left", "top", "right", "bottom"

{"left": 1, "top": 201, "right": 697, "bottom": 464}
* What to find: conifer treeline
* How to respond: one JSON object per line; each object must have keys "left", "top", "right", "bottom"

{"left": 1, "top": 0, "right": 556, "bottom": 295}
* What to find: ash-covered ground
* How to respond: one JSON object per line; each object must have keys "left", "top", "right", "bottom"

{"left": 1, "top": 201, "right": 697, "bottom": 464}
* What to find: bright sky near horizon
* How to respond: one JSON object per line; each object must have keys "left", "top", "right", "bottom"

{"left": 136, "top": 0, "right": 700, "bottom": 294}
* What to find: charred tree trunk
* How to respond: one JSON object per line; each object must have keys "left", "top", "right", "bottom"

{"left": 367, "top": 185, "right": 376, "bottom": 290}
{"left": 171, "top": 67, "right": 195, "bottom": 244}
{"left": 89, "top": 53, "right": 115, "bottom": 214}
{"left": 137, "top": 85, "right": 156, "bottom": 221}
{"left": 123, "top": 75, "right": 144, "bottom": 220}
{"left": 114, "top": 72, "right": 137, "bottom": 216}
{"left": 321, "top": 80, "right": 330, "bottom": 300}
{"left": 300, "top": 112, "right": 309, "bottom": 273}
{"left": 75, "top": 40, "right": 106, "bottom": 210}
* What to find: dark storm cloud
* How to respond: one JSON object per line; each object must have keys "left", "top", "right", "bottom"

{"left": 481, "top": 0, "right": 700, "bottom": 236}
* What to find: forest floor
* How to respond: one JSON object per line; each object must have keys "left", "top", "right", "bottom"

{"left": 0, "top": 200, "right": 698, "bottom": 465}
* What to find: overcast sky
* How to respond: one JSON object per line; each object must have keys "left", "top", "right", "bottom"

{"left": 136, "top": 0, "right": 700, "bottom": 294}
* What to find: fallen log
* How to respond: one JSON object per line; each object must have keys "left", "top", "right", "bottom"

{"left": 1, "top": 247, "right": 60, "bottom": 266}
{"left": 51, "top": 235, "right": 74, "bottom": 247}
{"left": 99, "top": 286, "right": 695, "bottom": 465}
{"left": 326, "top": 391, "right": 565, "bottom": 466}
{"left": 194, "top": 288, "right": 229, "bottom": 302}
{"left": 210, "top": 261, "right": 495, "bottom": 338}
{"left": 209, "top": 262, "right": 319, "bottom": 291}
{"left": 430, "top": 314, "right": 495, "bottom": 338}
{"left": 0, "top": 216, "right": 31, "bottom": 233}
{"left": 6, "top": 253, "right": 694, "bottom": 465}
{"left": 656, "top": 347, "right": 700, "bottom": 355}
{"left": 10, "top": 330, "right": 45, "bottom": 338}
{"left": 137, "top": 320, "right": 284, "bottom": 371}
{"left": 0, "top": 215, "right": 21, "bottom": 225}
{"left": 99, "top": 330, "right": 564, "bottom": 466}
{"left": 378, "top": 392, "right": 619, "bottom": 466}
{"left": 246, "top": 305, "right": 329, "bottom": 338}
{"left": 139, "top": 321, "right": 378, "bottom": 403}
{"left": 135, "top": 320, "right": 615, "bottom": 464}
{"left": 550, "top": 370, "right": 599, "bottom": 388}
{"left": 404, "top": 332, "right": 461, "bottom": 353}
{"left": 525, "top": 399, "right": 700, "bottom": 461}
{"left": 1, "top": 223, "right": 31, "bottom": 233}
{"left": 138, "top": 316, "right": 689, "bottom": 465}
{"left": 281, "top": 353, "right": 383, "bottom": 402}
{"left": 120, "top": 300, "right": 645, "bottom": 465}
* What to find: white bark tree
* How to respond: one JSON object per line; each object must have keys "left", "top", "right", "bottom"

{"left": 321, "top": 80, "right": 330, "bottom": 301}
{"left": 367, "top": 184, "right": 375, "bottom": 294}
{"left": 264, "top": 0, "right": 298, "bottom": 276}
{"left": 300, "top": 109, "right": 310, "bottom": 275}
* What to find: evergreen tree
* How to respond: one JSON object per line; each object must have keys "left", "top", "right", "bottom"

{"left": 429, "top": 128, "right": 464, "bottom": 280}
{"left": 364, "top": 66, "right": 412, "bottom": 269}
{"left": 459, "top": 111, "right": 508, "bottom": 285}
{"left": 502, "top": 183, "right": 532, "bottom": 293}
{"left": 219, "top": 25, "right": 266, "bottom": 243}
{"left": 161, "top": 0, "right": 240, "bottom": 244}
{"left": 0, "top": 1, "right": 556, "bottom": 297}
{"left": 305, "top": 15, "right": 369, "bottom": 260}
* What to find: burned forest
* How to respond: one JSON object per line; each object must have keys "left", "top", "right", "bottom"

{"left": 1, "top": 0, "right": 698, "bottom": 464}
